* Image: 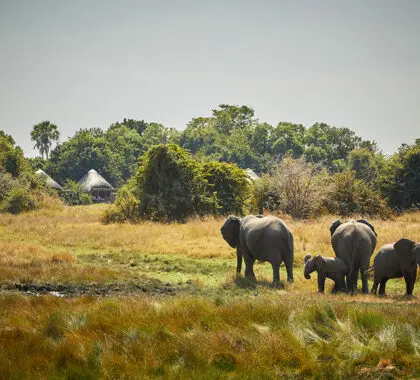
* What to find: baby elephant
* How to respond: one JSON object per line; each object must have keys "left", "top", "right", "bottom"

{"left": 368, "top": 238, "right": 420, "bottom": 297}
{"left": 304, "top": 254, "right": 348, "bottom": 293}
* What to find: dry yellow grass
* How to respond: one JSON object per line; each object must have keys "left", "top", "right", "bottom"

{"left": 1, "top": 205, "right": 420, "bottom": 378}
{"left": 2, "top": 205, "right": 419, "bottom": 261}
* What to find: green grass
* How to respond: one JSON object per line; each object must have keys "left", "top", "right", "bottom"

{"left": 0, "top": 205, "right": 419, "bottom": 378}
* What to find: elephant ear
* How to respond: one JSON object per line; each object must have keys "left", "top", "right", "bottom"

{"left": 314, "top": 255, "right": 325, "bottom": 271}
{"left": 304, "top": 254, "right": 311, "bottom": 263}
{"left": 414, "top": 244, "right": 420, "bottom": 266}
{"left": 357, "top": 219, "right": 377, "bottom": 236}
{"left": 329, "top": 220, "right": 342, "bottom": 236}
{"left": 220, "top": 215, "right": 241, "bottom": 248}
{"left": 394, "top": 238, "right": 415, "bottom": 258}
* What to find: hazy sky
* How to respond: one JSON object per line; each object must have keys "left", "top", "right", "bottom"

{"left": 1, "top": 0, "right": 419, "bottom": 156}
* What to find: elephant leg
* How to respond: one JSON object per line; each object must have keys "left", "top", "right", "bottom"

{"left": 371, "top": 278, "right": 379, "bottom": 295}
{"left": 244, "top": 256, "right": 256, "bottom": 281}
{"left": 360, "top": 268, "right": 369, "bottom": 294}
{"left": 336, "top": 277, "right": 346, "bottom": 293}
{"left": 403, "top": 269, "right": 416, "bottom": 296}
{"left": 378, "top": 278, "right": 388, "bottom": 295}
{"left": 236, "top": 247, "right": 242, "bottom": 274}
{"left": 317, "top": 274, "right": 326, "bottom": 293}
{"left": 272, "top": 264, "right": 280, "bottom": 287}
{"left": 282, "top": 251, "right": 294, "bottom": 283}
{"left": 348, "top": 269, "right": 358, "bottom": 293}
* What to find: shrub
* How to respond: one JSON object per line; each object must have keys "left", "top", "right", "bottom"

{"left": 134, "top": 144, "right": 213, "bottom": 222}
{"left": 61, "top": 180, "right": 92, "bottom": 206}
{"left": 0, "top": 186, "right": 38, "bottom": 214}
{"left": 249, "top": 174, "right": 281, "bottom": 214}
{"left": 202, "top": 161, "right": 249, "bottom": 215}
{"left": 325, "top": 170, "right": 392, "bottom": 218}
{"left": 271, "top": 156, "right": 331, "bottom": 219}
{"left": 102, "top": 181, "right": 139, "bottom": 223}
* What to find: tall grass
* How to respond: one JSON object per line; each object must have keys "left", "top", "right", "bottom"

{"left": 0, "top": 293, "right": 419, "bottom": 379}
{"left": 0, "top": 206, "right": 419, "bottom": 378}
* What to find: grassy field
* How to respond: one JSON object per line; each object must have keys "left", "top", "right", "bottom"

{"left": 0, "top": 205, "right": 419, "bottom": 379}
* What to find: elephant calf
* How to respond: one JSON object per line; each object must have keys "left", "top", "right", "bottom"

{"left": 368, "top": 238, "right": 420, "bottom": 297}
{"left": 304, "top": 254, "right": 347, "bottom": 293}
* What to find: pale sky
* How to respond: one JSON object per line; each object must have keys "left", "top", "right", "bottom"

{"left": 0, "top": 0, "right": 419, "bottom": 156}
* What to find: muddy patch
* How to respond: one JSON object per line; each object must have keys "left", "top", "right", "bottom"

{"left": 0, "top": 279, "right": 189, "bottom": 297}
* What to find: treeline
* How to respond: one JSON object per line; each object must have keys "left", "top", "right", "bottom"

{"left": 35, "top": 105, "right": 381, "bottom": 188}
{"left": 3, "top": 104, "right": 420, "bottom": 218}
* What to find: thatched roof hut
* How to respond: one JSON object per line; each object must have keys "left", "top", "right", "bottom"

{"left": 78, "top": 169, "right": 114, "bottom": 202}
{"left": 35, "top": 169, "right": 62, "bottom": 190}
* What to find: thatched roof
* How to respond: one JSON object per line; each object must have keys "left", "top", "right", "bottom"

{"left": 35, "top": 169, "right": 62, "bottom": 190}
{"left": 78, "top": 169, "right": 114, "bottom": 192}
{"left": 245, "top": 168, "right": 260, "bottom": 181}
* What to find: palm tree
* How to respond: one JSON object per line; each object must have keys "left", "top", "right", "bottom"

{"left": 30, "top": 121, "right": 60, "bottom": 159}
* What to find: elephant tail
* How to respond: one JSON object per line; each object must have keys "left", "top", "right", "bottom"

{"left": 364, "top": 265, "right": 374, "bottom": 275}
{"left": 287, "top": 230, "right": 294, "bottom": 259}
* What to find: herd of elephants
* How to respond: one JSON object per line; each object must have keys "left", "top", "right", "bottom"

{"left": 220, "top": 215, "right": 420, "bottom": 296}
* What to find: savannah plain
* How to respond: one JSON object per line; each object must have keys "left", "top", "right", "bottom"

{"left": 1, "top": 204, "right": 419, "bottom": 379}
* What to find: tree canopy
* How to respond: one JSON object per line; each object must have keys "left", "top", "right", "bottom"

{"left": 30, "top": 121, "right": 60, "bottom": 159}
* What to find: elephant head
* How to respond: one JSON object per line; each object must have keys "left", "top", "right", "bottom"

{"left": 304, "top": 254, "right": 323, "bottom": 279}
{"left": 220, "top": 215, "right": 241, "bottom": 248}
{"left": 357, "top": 219, "right": 377, "bottom": 236}
{"left": 394, "top": 238, "right": 420, "bottom": 268}
{"left": 329, "top": 220, "right": 342, "bottom": 236}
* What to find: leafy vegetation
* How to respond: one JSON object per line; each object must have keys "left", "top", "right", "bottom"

{"left": 30, "top": 120, "right": 60, "bottom": 160}
{"left": 61, "top": 179, "right": 92, "bottom": 206}
{"left": 0, "top": 131, "right": 61, "bottom": 214}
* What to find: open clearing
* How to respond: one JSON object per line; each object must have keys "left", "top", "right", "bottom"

{"left": 1, "top": 205, "right": 419, "bottom": 379}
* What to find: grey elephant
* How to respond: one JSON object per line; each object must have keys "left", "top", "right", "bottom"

{"left": 304, "top": 254, "right": 348, "bottom": 293}
{"left": 220, "top": 215, "right": 294, "bottom": 286}
{"left": 367, "top": 238, "right": 420, "bottom": 297}
{"left": 329, "top": 219, "right": 377, "bottom": 293}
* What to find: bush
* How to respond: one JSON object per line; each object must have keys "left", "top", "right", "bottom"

{"left": 249, "top": 174, "right": 281, "bottom": 214}
{"left": 202, "top": 161, "right": 249, "bottom": 215}
{"left": 271, "top": 156, "right": 331, "bottom": 219}
{"left": 102, "top": 181, "right": 139, "bottom": 223}
{"left": 61, "top": 180, "right": 92, "bottom": 206}
{"left": 0, "top": 186, "right": 38, "bottom": 214}
{"left": 134, "top": 144, "right": 213, "bottom": 222}
{"left": 326, "top": 171, "right": 392, "bottom": 218}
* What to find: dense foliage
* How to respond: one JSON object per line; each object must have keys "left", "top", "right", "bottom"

{"left": 4, "top": 104, "right": 420, "bottom": 217}
{"left": 61, "top": 180, "right": 92, "bottom": 206}
{"left": 44, "top": 121, "right": 178, "bottom": 187}
{"left": 104, "top": 145, "right": 250, "bottom": 222}
{"left": 0, "top": 131, "right": 61, "bottom": 213}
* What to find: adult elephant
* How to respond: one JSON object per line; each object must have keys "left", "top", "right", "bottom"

{"left": 221, "top": 215, "right": 294, "bottom": 287}
{"left": 329, "top": 219, "right": 377, "bottom": 293}
{"left": 368, "top": 238, "right": 420, "bottom": 297}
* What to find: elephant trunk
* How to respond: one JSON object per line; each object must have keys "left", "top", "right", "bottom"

{"left": 236, "top": 247, "right": 242, "bottom": 274}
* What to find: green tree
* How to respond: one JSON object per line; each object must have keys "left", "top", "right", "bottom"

{"left": 46, "top": 128, "right": 120, "bottom": 186}
{"left": 212, "top": 104, "right": 255, "bottom": 134}
{"left": 348, "top": 148, "right": 379, "bottom": 183}
{"left": 135, "top": 144, "right": 213, "bottom": 222}
{"left": 202, "top": 161, "right": 249, "bottom": 215}
{"left": 378, "top": 140, "right": 420, "bottom": 210}
{"left": 30, "top": 121, "right": 60, "bottom": 159}
{"left": 271, "top": 122, "right": 305, "bottom": 157}
{"left": 0, "top": 133, "right": 27, "bottom": 177}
